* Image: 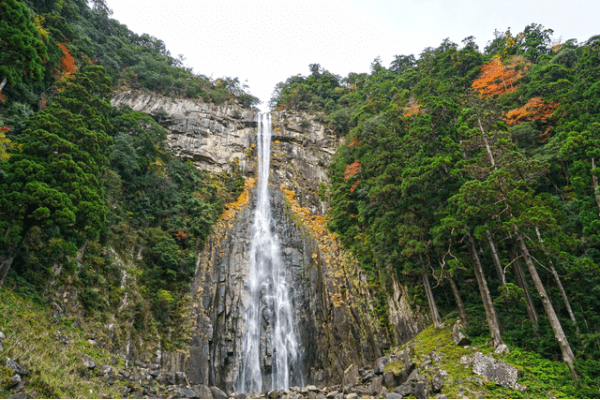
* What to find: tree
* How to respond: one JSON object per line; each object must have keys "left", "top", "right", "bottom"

{"left": 0, "top": 65, "right": 113, "bottom": 285}
{"left": 0, "top": 0, "right": 47, "bottom": 86}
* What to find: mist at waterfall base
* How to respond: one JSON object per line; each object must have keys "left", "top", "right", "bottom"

{"left": 238, "top": 113, "right": 305, "bottom": 394}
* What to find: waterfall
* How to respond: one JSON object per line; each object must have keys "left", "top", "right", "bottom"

{"left": 238, "top": 113, "right": 304, "bottom": 394}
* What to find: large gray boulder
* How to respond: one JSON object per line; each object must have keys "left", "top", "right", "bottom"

{"left": 472, "top": 352, "right": 521, "bottom": 388}
{"left": 193, "top": 384, "right": 213, "bottom": 399}
{"left": 374, "top": 355, "right": 391, "bottom": 375}
{"left": 343, "top": 364, "right": 360, "bottom": 386}
{"left": 452, "top": 320, "right": 471, "bottom": 346}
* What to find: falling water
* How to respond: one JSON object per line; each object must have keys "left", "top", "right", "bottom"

{"left": 238, "top": 113, "right": 304, "bottom": 394}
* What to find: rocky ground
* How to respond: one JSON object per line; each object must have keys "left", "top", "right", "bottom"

{"left": 2, "top": 320, "right": 530, "bottom": 399}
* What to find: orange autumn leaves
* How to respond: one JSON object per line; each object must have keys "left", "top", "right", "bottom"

{"left": 505, "top": 97, "right": 558, "bottom": 127}
{"left": 344, "top": 161, "right": 361, "bottom": 192}
{"left": 472, "top": 56, "right": 527, "bottom": 97}
{"left": 473, "top": 56, "right": 558, "bottom": 128}
{"left": 57, "top": 42, "right": 76, "bottom": 76}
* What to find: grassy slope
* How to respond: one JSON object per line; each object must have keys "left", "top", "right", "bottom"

{"left": 385, "top": 321, "right": 592, "bottom": 399}
{"left": 0, "top": 287, "right": 130, "bottom": 399}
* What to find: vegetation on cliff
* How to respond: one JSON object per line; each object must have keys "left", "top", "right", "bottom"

{"left": 0, "top": 0, "right": 247, "bottom": 359}
{"left": 272, "top": 24, "right": 600, "bottom": 391}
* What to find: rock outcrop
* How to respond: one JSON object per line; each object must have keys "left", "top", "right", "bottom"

{"left": 108, "top": 91, "right": 427, "bottom": 392}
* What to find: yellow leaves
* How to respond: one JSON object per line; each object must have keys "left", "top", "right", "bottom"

{"left": 149, "top": 158, "right": 166, "bottom": 176}
{"left": 34, "top": 15, "right": 48, "bottom": 42}
{"left": 280, "top": 183, "right": 327, "bottom": 237}
{"left": 220, "top": 177, "right": 256, "bottom": 221}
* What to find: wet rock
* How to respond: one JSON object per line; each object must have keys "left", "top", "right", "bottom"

{"left": 268, "top": 390, "right": 282, "bottom": 399}
{"left": 432, "top": 369, "right": 448, "bottom": 392}
{"left": 210, "top": 386, "right": 228, "bottom": 399}
{"left": 82, "top": 355, "right": 96, "bottom": 369}
{"left": 192, "top": 384, "right": 213, "bottom": 398}
{"left": 472, "top": 352, "right": 520, "bottom": 388}
{"left": 342, "top": 364, "right": 360, "bottom": 387}
{"left": 452, "top": 320, "right": 470, "bottom": 346}
{"left": 6, "top": 358, "right": 29, "bottom": 376}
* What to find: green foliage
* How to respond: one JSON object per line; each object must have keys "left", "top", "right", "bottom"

{"left": 0, "top": 0, "right": 47, "bottom": 86}
{"left": 271, "top": 25, "right": 600, "bottom": 385}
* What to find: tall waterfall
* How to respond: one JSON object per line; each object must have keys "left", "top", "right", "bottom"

{"left": 238, "top": 113, "right": 304, "bottom": 394}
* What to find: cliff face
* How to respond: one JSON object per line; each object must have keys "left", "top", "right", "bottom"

{"left": 110, "top": 90, "right": 427, "bottom": 391}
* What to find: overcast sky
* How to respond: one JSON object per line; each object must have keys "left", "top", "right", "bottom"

{"left": 104, "top": 0, "right": 599, "bottom": 110}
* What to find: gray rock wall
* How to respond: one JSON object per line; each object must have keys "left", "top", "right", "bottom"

{"left": 109, "top": 90, "right": 427, "bottom": 391}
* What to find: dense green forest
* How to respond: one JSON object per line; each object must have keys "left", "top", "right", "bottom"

{"left": 271, "top": 25, "right": 600, "bottom": 392}
{"left": 0, "top": 0, "right": 252, "bottom": 344}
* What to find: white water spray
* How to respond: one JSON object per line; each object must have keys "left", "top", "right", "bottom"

{"left": 238, "top": 113, "right": 304, "bottom": 394}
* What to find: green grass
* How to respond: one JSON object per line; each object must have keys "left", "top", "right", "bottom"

{"left": 0, "top": 287, "right": 125, "bottom": 399}
{"left": 399, "top": 321, "right": 597, "bottom": 399}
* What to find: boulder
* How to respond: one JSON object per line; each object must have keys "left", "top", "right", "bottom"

{"left": 459, "top": 355, "right": 472, "bottom": 368}
{"left": 181, "top": 388, "right": 199, "bottom": 399}
{"left": 394, "top": 383, "right": 412, "bottom": 397}
{"left": 6, "top": 358, "right": 28, "bottom": 376}
{"left": 374, "top": 356, "right": 391, "bottom": 375}
{"left": 342, "top": 364, "right": 360, "bottom": 387}
{"left": 81, "top": 355, "right": 96, "bottom": 369}
{"left": 369, "top": 376, "right": 384, "bottom": 396}
{"left": 494, "top": 344, "right": 510, "bottom": 354}
{"left": 414, "top": 381, "right": 429, "bottom": 399}
{"left": 383, "top": 370, "right": 407, "bottom": 387}
{"left": 193, "top": 384, "right": 213, "bottom": 399}
{"left": 452, "top": 320, "right": 470, "bottom": 346}
{"left": 210, "top": 386, "right": 228, "bottom": 399}
{"left": 472, "top": 352, "right": 520, "bottom": 388}
{"left": 385, "top": 393, "right": 404, "bottom": 399}
{"left": 432, "top": 369, "right": 448, "bottom": 392}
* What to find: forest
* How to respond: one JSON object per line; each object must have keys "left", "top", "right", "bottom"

{"left": 2, "top": 0, "right": 600, "bottom": 396}
{"left": 271, "top": 25, "right": 600, "bottom": 391}
{"left": 0, "top": 0, "right": 253, "bottom": 347}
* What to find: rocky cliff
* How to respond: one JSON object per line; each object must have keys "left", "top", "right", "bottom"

{"left": 110, "top": 90, "right": 428, "bottom": 392}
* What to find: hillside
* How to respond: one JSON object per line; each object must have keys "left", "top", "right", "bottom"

{"left": 1, "top": 0, "right": 600, "bottom": 398}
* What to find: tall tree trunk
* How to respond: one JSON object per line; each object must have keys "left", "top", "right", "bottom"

{"left": 534, "top": 227, "right": 579, "bottom": 334}
{"left": 448, "top": 274, "right": 468, "bottom": 324}
{"left": 419, "top": 253, "right": 443, "bottom": 328}
{"left": 0, "top": 241, "right": 16, "bottom": 286}
{"left": 466, "top": 231, "right": 505, "bottom": 350}
{"left": 486, "top": 229, "right": 506, "bottom": 285}
{"left": 513, "top": 225, "right": 577, "bottom": 380}
{"left": 510, "top": 248, "right": 539, "bottom": 328}
{"left": 592, "top": 157, "right": 600, "bottom": 217}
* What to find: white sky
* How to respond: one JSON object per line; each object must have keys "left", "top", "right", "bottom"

{"left": 105, "top": 0, "right": 599, "bottom": 110}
